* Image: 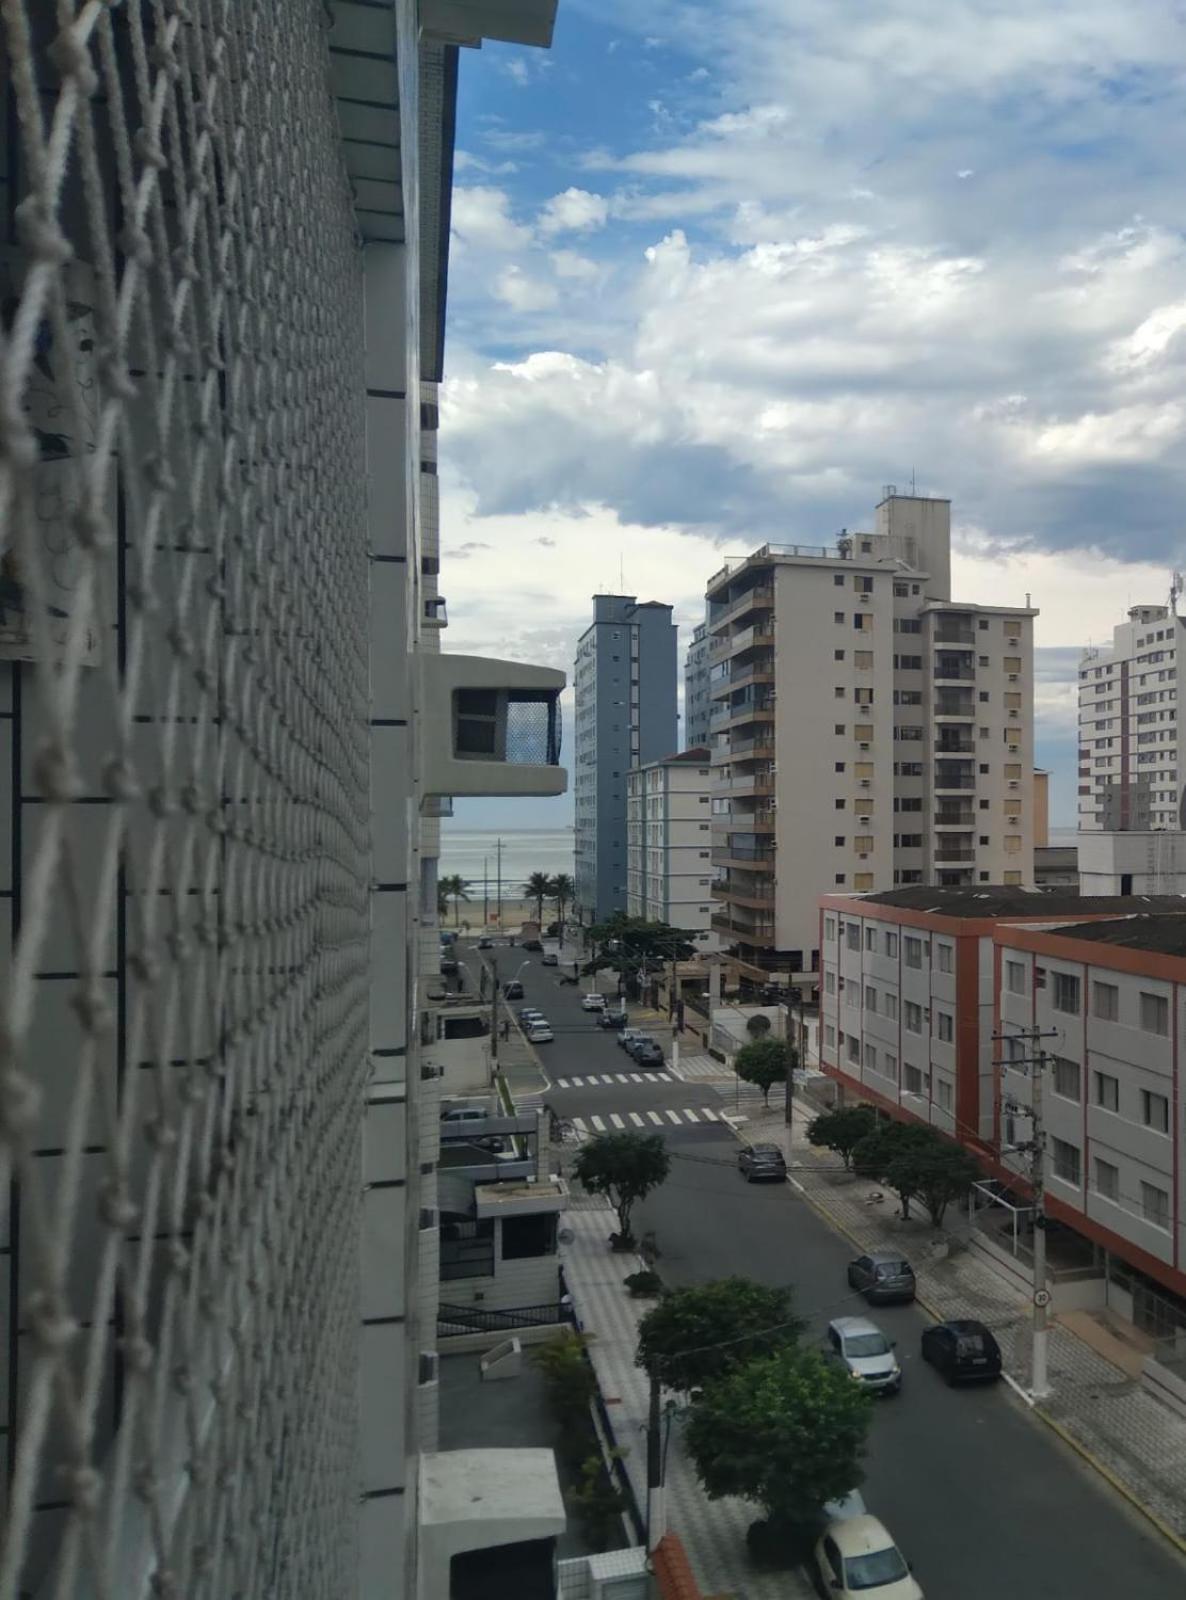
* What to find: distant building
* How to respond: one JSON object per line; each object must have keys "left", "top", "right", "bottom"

{"left": 573, "top": 595, "right": 678, "bottom": 924}
{"left": 1078, "top": 831, "right": 1186, "bottom": 897}
{"left": 1078, "top": 604, "right": 1185, "bottom": 832}
{"left": 683, "top": 616, "right": 713, "bottom": 750}
{"left": 1034, "top": 844, "right": 1079, "bottom": 887}
{"left": 1034, "top": 767, "right": 1049, "bottom": 846}
{"left": 626, "top": 749, "right": 721, "bottom": 949}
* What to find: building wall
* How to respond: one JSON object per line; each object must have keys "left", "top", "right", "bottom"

{"left": 684, "top": 618, "right": 713, "bottom": 750}
{"left": 627, "top": 756, "right": 719, "bottom": 946}
{"left": 1034, "top": 769, "right": 1049, "bottom": 847}
{"left": 1077, "top": 830, "right": 1186, "bottom": 896}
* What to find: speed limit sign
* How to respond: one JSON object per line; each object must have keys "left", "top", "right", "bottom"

{"left": 1033, "top": 1288, "right": 1051, "bottom": 1309}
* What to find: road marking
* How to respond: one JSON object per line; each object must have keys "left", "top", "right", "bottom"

{"left": 700, "top": 1107, "right": 719, "bottom": 1121}
{"left": 629, "top": 1112, "right": 645, "bottom": 1127}
{"left": 665, "top": 1109, "right": 682, "bottom": 1125}
{"left": 591, "top": 1115, "right": 606, "bottom": 1131}
{"left": 555, "top": 1077, "right": 572, "bottom": 1088}
{"left": 683, "top": 1108, "right": 700, "bottom": 1123}
{"left": 609, "top": 1113, "right": 626, "bottom": 1129}
{"left": 647, "top": 1111, "right": 664, "bottom": 1125}
{"left": 628, "top": 1073, "right": 643, "bottom": 1083}
{"left": 615, "top": 1074, "right": 631, "bottom": 1083}
{"left": 573, "top": 1117, "right": 588, "bottom": 1135}
{"left": 599, "top": 1075, "right": 616, "bottom": 1086}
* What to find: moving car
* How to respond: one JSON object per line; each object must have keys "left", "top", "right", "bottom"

{"left": 846, "top": 1251, "right": 916, "bottom": 1305}
{"left": 522, "top": 938, "right": 544, "bottom": 952}
{"left": 623, "top": 1033, "right": 658, "bottom": 1061}
{"left": 581, "top": 992, "right": 607, "bottom": 1011}
{"left": 825, "top": 1316, "right": 901, "bottom": 1394}
{"left": 525, "top": 1020, "right": 554, "bottom": 1043}
{"left": 920, "top": 1318, "right": 1002, "bottom": 1384}
{"left": 737, "top": 1143, "right": 787, "bottom": 1182}
{"left": 502, "top": 980, "right": 524, "bottom": 1000}
{"left": 633, "top": 1041, "right": 665, "bottom": 1068}
{"left": 541, "top": 951, "right": 559, "bottom": 966}
{"left": 598, "top": 1009, "right": 629, "bottom": 1030}
{"left": 518, "top": 1007, "right": 544, "bottom": 1023}
{"left": 813, "top": 1515, "right": 921, "bottom": 1599}
{"left": 477, "top": 937, "right": 494, "bottom": 950}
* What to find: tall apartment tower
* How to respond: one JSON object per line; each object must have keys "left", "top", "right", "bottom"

{"left": 574, "top": 596, "right": 678, "bottom": 924}
{"left": 1078, "top": 604, "right": 1185, "bottom": 831}
{"left": 684, "top": 616, "right": 713, "bottom": 749}
{"left": 626, "top": 749, "right": 721, "bottom": 948}
{"left": 706, "top": 493, "right": 1036, "bottom": 991}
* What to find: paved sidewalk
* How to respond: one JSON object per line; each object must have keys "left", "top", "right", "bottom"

{"left": 748, "top": 1100, "right": 1186, "bottom": 1547}
{"left": 669, "top": 1050, "right": 733, "bottom": 1082}
{"left": 562, "top": 1204, "right": 814, "bottom": 1600}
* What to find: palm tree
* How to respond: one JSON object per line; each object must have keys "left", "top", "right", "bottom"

{"left": 439, "top": 873, "right": 470, "bottom": 927}
{"left": 552, "top": 873, "right": 574, "bottom": 939}
{"left": 523, "top": 871, "right": 556, "bottom": 927}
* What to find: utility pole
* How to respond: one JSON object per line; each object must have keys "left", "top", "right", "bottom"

{"left": 495, "top": 836, "right": 503, "bottom": 931}
{"left": 483, "top": 853, "right": 488, "bottom": 928}
{"left": 645, "top": 1363, "right": 665, "bottom": 1552}
{"left": 994, "top": 1025, "right": 1059, "bottom": 1400}
{"left": 490, "top": 953, "right": 500, "bottom": 1069}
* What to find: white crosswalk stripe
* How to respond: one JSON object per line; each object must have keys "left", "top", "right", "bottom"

{"left": 614, "top": 1074, "right": 631, "bottom": 1083}
{"left": 629, "top": 1112, "right": 645, "bottom": 1127}
{"left": 628, "top": 1073, "right": 643, "bottom": 1083}
{"left": 700, "top": 1106, "right": 719, "bottom": 1121}
{"left": 683, "top": 1108, "right": 700, "bottom": 1122}
{"left": 573, "top": 1117, "right": 587, "bottom": 1135}
{"left": 567, "top": 1106, "right": 721, "bottom": 1133}
{"left": 647, "top": 1111, "right": 664, "bottom": 1125}
{"left": 609, "top": 1113, "right": 626, "bottom": 1129}
{"left": 591, "top": 1114, "right": 606, "bottom": 1131}
{"left": 551, "top": 1072, "right": 674, "bottom": 1090}
{"left": 665, "top": 1109, "right": 682, "bottom": 1125}
{"left": 599, "top": 1075, "right": 616, "bottom": 1086}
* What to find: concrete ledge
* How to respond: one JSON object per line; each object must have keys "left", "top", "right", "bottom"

{"left": 1143, "top": 1357, "right": 1186, "bottom": 1423}
{"left": 438, "top": 1322, "right": 567, "bottom": 1355}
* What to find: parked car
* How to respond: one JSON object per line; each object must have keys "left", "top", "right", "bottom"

{"left": 737, "top": 1143, "right": 787, "bottom": 1183}
{"left": 477, "top": 937, "right": 494, "bottom": 950}
{"left": 581, "top": 992, "right": 607, "bottom": 1011}
{"left": 541, "top": 951, "right": 559, "bottom": 966}
{"left": 440, "top": 1106, "right": 488, "bottom": 1125}
{"left": 634, "top": 1041, "right": 666, "bottom": 1068}
{"left": 439, "top": 955, "right": 458, "bottom": 976}
{"left": 825, "top": 1316, "right": 901, "bottom": 1394}
{"left": 522, "top": 938, "right": 544, "bottom": 952}
{"left": 846, "top": 1251, "right": 917, "bottom": 1305}
{"left": 813, "top": 1515, "right": 922, "bottom": 1599}
{"left": 920, "top": 1318, "right": 1002, "bottom": 1385}
{"left": 439, "top": 930, "right": 458, "bottom": 946}
{"left": 518, "top": 1007, "right": 545, "bottom": 1023}
{"left": 618, "top": 1027, "right": 647, "bottom": 1052}
{"left": 598, "top": 1009, "right": 629, "bottom": 1030}
{"left": 624, "top": 1033, "right": 658, "bottom": 1061}
{"left": 525, "top": 1021, "right": 554, "bottom": 1043}
{"left": 502, "top": 980, "right": 524, "bottom": 1000}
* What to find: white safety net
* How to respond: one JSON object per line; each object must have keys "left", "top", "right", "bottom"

{"left": 0, "top": 4, "right": 369, "bottom": 1596}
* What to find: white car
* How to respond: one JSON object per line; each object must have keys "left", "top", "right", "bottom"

{"left": 525, "top": 1021, "right": 554, "bottom": 1043}
{"left": 813, "top": 1515, "right": 922, "bottom": 1599}
{"left": 825, "top": 1316, "right": 901, "bottom": 1394}
{"left": 581, "top": 992, "right": 607, "bottom": 1011}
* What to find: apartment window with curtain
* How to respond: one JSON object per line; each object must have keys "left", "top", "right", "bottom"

{"left": 883, "top": 993, "right": 898, "bottom": 1021}
{"left": 1093, "top": 1159, "right": 1119, "bottom": 1201}
{"left": 904, "top": 936, "right": 923, "bottom": 969}
{"left": 1094, "top": 1072, "right": 1119, "bottom": 1112}
{"left": 935, "top": 942, "right": 954, "bottom": 974}
{"left": 846, "top": 923, "right": 861, "bottom": 951}
{"left": 1052, "top": 971, "right": 1080, "bottom": 1014}
{"left": 885, "top": 931, "right": 898, "bottom": 957}
{"left": 904, "top": 1001, "right": 923, "bottom": 1034}
{"left": 904, "top": 1063, "right": 923, "bottom": 1094}
{"left": 937, "top": 1011, "right": 954, "bottom": 1042}
{"left": 1140, "top": 991, "right": 1169, "bottom": 1036}
{"left": 865, "top": 986, "right": 877, "bottom": 1012}
{"left": 1005, "top": 960, "right": 1026, "bottom": 995}
{"left": 1141, "top": 1182, "right": 1171, "bottom": 1231}
{"left": 1142, "top": 1089, "right": 1170, "bottom": 1134}
{"left": 863, "top": 1042, "right": 877, "bottom": 1072}
{"left": 1052, "top": 1138, "right": 1081, "bottom": 1185}
{"left": 1052, "top": 1057, "right": 1081, "bottom": 1101}
{"left": 1092, "top": 981, "right": 1119, "bottom": 1021}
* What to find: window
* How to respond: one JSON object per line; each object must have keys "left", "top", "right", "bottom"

{"left": 936, "top": 1010, "right": 953, "bottom": 1042}
{"left": 1093, "top": 1159, "right": 1119, "bottom": 1201}
{"left": 824, "top": 1024, "right": 836, "bottom": 1048}
{"left": 936, "top": 1078, "right": 953, "bottom": 1112}
{"left": 835, "top": 760, "right": 846, "bottom": 772}
{"left": 884, "top": 1052, "right": 898, "bottom": 1082}
{"left": 1094, "top": 1072, "right": 1119, "bottom": 1112}
{"left": 936, "top": 942, "right": 954, "bottom": 974}
{"left": 834, "top": 648, "right": 846, "bottom": 661}
{"left": 1052, "top": 1057, "right": 1081, "bottom": 1101}
{"left": 1142, "top": 1089, "right": 1170, "bottom": 1134}
{"left": 835, "top": 685, "right": 846, "bottom": 698}
{"left": 825, "top": 916, "right": 837, "bottom": 940}
{"left": 1092, "top": 981, "right": 1119, "bottom": 1021}
{"left": 1052, "top": 1137, "right": 1081, "bottom": 1186}
{"left": 1140, "top": 991, "right": 1170, "bottom": 1036}
{"left": 885, "top": 931, "right": 898, "bottom": 957}
{"left": 863, "top": 1041, "right": 877, "bottom": 1072}
{"left": 854, "top": 872, "right": 874, "bottom": 891}
{"left": 846, "top": 922, "right": 861, "bottom": 951}
{"left": 847, "top": 1035, "right": 861, "bottom": 1065}
{"left": 865, "top": 927, "right": 877, "bottom": 951}
{"left": 904, "top": 1000, "right": 923, "bottom": 1034}
{"left": 441, "top": 1217, "right": 496, "bottom": 1280}
{"left": 979, "top": 690, "right": 989, "bottom": 702}
{"left": 835, "top": 612, "right": 845, "bottom": 624}
{"left": 835, "top": 835, "right": 846, "bottom": 847}
{"left": 865, "top": 985, "right": 877, "bottom": 1012}
{"left": 835, "top": 723, "right": 846, "bottom": 735}
{"left": 835, "top": 798, "right": 846, "bottom": 810}
{"left": 1141, "top": 1182, "right": 1171, "bottom": 1231}
{"left": 854, "top": 834, "right": 874, "bottom": 852}
{"left": 825, "top": 969, "right": 836, "bottom": 995}
{"left": 834, "top": 573, "right": 845, "bottom": 586}
{"left": 855, "top": 650, "right": 874, "bottom": 671}
{"left": 904, "top": 936, "right": 923, "bottom": 969}
{"left": 503, "top": 1211, "right": 559, "bottom": 1259}
{"left": 883, "top": 993, "right": 898, "bottom": 1021}
{"left": 904, "top": 1063, "right": 923, "bottom": 1094}
{"left": 1052, "top": 972, "right": 1080, "bottom": 1015}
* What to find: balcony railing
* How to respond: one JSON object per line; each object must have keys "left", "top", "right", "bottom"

{"left": 934, "top": 847, "right": 975, "bottom": 863}
{"left": 933, "top": 774, "right": 976, "bottom": 791}
{"left": 935, "top": 737, "right": 975, "bottom": 755}
{"left": 934, "top": 810, "right": 975, "bottom": 828}
{"left": 709, "top": 585, "right": 775, "bottom": 631}
{"left": 712, "top": 881, "right": 775, "bottom": 903}
{"left": 932, "top": 622, "right": 976, "bottom": 645}
{"left": 712, "top": 912, "right": 776, "bottom": 939}
{"left": 933, "top": 699, "right": 975, "bottom": 718}
{"left": 933, "top": 658, "right": 975, "bottom": 682}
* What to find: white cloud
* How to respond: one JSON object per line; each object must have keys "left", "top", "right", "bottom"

{"left": 450, "top": 186, "right": 532, "bottom": 252}
{"left": 494, "top": 266, "right": 560, "bottom": 312}
{"left": 538, "top": 187, "right": 610, "bottom": 235}
{"left": 549, "top": 249, "right": 601, "bottom": 281}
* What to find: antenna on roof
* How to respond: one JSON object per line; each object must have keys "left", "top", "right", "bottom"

{"left": 1171, "top": 571, "right": 1183, "bottom": 616}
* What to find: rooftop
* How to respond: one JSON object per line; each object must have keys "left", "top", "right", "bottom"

{"left": 1044, "top": 914, "right": 1186, "bottom": 956}
{"left": 851, "top": 887, "right": 1186, "bottom": 919}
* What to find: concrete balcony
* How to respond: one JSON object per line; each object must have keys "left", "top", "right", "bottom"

{"left": 713, "top": 734, "right": 776, "bottom": 766}
{"left": 723, "top": 625, "right": 775, "bottom": 659}
{"left": 935, "top": 735, "right": 975, "bottom": 756}
{"left": 934, "top": 809, "right": 975, "bottom": 828}
{"left": 710, "top": 662, "right": 775, "bottom": 700}
{"left": 714, "top": 772, "right": 775, "bottom": 798}
{"left": 712, "top": 882, "right": 775, "bottom": 910}
{"left": 709, "top": 585, "right": 775, "bottom": 632}
{"left": 933, "top": 657, "right": 976, "bottom": 683}
{"left": 421, "top": 655, "right": 566, "bottom": 798}
{"left": 712, "top": 849, "right": 776, "bottom": 873}
{"left": 934, "top": 841, "right": 975, "bottom": 863}
{"left": 712, "top": 911, "right": 776, "bottom": 940}
{"left": 932, "top": 623, "right": 975, "bottom": 646}
{"left": 933, "top": 696, "right": 975, "bottom": 719}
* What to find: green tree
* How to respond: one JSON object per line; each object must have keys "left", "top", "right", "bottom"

{"left": 522, "top": 871, "right": 556, "bottom": 926}
{"left": 438, "top": 873, "right": 470, "bottom": 927}
{"left": 911, "top": 1139, "right": 982, "bottom": 1227}
{"left": 551, "top": 872, "right": 574, "bottom": 936}
{"left": 734, "top": 1037, "right": 791, "bottom": 1108}
{"left": 530, "top": 1330, "right": 596, "bottom": 1428}
{"left": 807, "top": 1105, "right": 879, "bottom": 1171}
{"left": 746, "top": 1013, "right": 772, "bottom": 1039}
{"left": 581, "top": 913, "right": 697, "bottom": 980}
{"left": 572, "top": 1131, "right": 672, "bottom": 1247}
{"left": 636, "top": 1277, "right": 803, "bottom": 1394}
{"left": 852, "top": 1119, "right": 936, "bottom": 1220}
{"left": 684, "top": 1347, "right": 873, "bottom": 1530}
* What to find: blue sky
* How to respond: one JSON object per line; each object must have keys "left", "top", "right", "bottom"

{"left": 438, "top": 0, "right": 1186, "bottom": 831}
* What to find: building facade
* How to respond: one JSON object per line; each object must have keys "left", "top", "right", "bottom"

{"left": 707, "top": 493, "right": 1036, "bottom": 993}
{"left": 626, "top": 750, "right": 720, "bottom": 947}
{"left": 683, "top": 617, "right": 713, "bottom": 750}
{"left": 1078, "top": 604, "right": 1186, "bottom": 832}
{"left": 0, "top": 5, "right": 565, "bottom": 1599}
{"left": 574, "top": 596, "right": 678, "bottom": 924}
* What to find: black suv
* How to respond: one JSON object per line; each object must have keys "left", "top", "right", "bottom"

{"left": 634, "top": 1041, "right": 665, "bottom": 1068}
{"left": 502, "top": 980, "right": 524, "bottom": 1000}
{"left": 598, "top": 1009, "right": 629, "bottom": 1030}
{"left": 738, "top": 1143, "right": 787, "bottom": 1182}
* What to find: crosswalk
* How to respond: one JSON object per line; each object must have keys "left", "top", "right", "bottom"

{"left": 553, "top": 1071, "right": 674, "bottom": 1088}
{"left": 571, "top": 1106, "right": 723, "bottom": 1135}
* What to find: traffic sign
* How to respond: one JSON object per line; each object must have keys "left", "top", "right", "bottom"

{"left": 1033, "top": 1288, "right": 1051, "bottom": 1309}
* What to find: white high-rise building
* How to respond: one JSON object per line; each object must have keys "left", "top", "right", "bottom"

{"left": 1078, "top": 605, "right": 1186, "bottom": 832}
{"left": 683, "top": 617, "right": 713, "bottom": 750}
{"left": 706, "top": 493, "right": 1037, "bottom": 993}
{"left": 626, "top": 749, "right": 721, "bottom": 949}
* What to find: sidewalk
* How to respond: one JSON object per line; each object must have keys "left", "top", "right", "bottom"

{"left": 562, "top": 1202, "right": 815, "bottom": 1600}
{"left": 748, "top": 1099, "right": 1186, "bottom": 1549}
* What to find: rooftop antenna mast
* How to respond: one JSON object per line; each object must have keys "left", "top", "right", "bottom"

{"left": 1170, "top": 570, "right": 1183, "bottom": 617}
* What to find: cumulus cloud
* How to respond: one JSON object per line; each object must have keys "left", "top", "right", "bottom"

{"left": 451, "top": 186, "right": 532, "bottom": 252}
{"left": 538, "top": 187, "right": 610, "bottom": 235}
{"left": 549, "top": 249, "right": 602, "bottom": 281}
{"left": 494, "top": 266, "right": 560, "bottom": 311}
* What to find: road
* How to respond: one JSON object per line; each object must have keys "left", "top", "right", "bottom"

{"left": 462, "top": 938, "right": 1186, "bottom": 1598}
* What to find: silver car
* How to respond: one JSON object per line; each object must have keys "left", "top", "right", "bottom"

{"left": 846, "top": 1250, "right": 917, "bottom": 1305}
{"left": 826, "top": 1316, "right": 901, "bottom": 1394}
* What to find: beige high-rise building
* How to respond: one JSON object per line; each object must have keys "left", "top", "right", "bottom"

{"left": 706, "top": 493, "right": 1036, "bottom": 993}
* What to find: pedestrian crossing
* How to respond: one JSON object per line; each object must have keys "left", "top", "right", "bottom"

{"left": 553, "top": 1071, "right": 674, "bottom": 1088}
{"left": 571, "top": 1106, "right": 723, "bottom": 1135}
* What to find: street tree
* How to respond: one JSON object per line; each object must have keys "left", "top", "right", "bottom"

{"left": 852, "top": 1119, "right": 937, "bottom": 1220}
{"left": 582, "top": 913, "right": 697, "bottom": 980}
{"left": 746, "top": 1013, "right": 772, "bottom": 1039}
{"left": 807, "top": 1106, "right": 878, "bottom": 1170}
{"left": 911, "top": 1140, "right": 982, "bottom": 1227}
{"left": 438, "top": 873, "right": 470, "bottom": 927}
{"left": 636, "top": 1277, "right": 804, "bottom": 1394}
{"left": 551, "top": 872, "right": 574, "bottom": 936}
{"left": 522, "top": 871, "right": 556, "bottom": 926}
{"left": 685, "top": 1347, "right": 873, "bottom": 1536}
{"left": 572, "top": 1131, "right": 671, "bottom": 1247}
{"left": 734, "top": 1037, "right": 790, "bottom": 1108}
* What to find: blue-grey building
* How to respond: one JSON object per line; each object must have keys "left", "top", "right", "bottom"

{"left": 683, "top": 615, "right": 713, "bottom": 751}
{"left": 573, "top": 595, "right": 678, "bottom": 925}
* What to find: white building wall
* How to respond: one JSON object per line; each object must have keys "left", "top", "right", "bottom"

{"left": 1077, "top": 831, "right": 1186, "bottom": 895}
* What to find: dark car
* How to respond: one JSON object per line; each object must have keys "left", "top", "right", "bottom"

{"left": 477, "top": 937, "right": 494, "bottom": 950}
{"left": 738, "top": 1143, "right": 787, "bottom": 1182}
{"left": 541, "top": 951, "right": 559, "bottom": 966}
{"left": 624, "top": 1033, "right": 658, "bottom": 1060}
{"left": 522, "top": 938, "right": 544, "bottom": 952}
{"left": 439, "top": 955, "right": 459, "bottom": 976}
{"left": 598, "top": 1009, "right": 629, "bottom": 1030}
{"left": 634, "top": 1041, "right": 666, "bottom": 1068}
{"left": 846, "top": 1251, "right": 916, "bottom": 1305}
{"left": 502, "top": 980, "right": 524, "bottom": 1000}
{"left": 920, "top": 1318, "right": 1002, "bottom": 1384}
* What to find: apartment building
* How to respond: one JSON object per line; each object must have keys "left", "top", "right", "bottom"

{"left": 683, "top": 617, "right": 714, "bottom": 750}
{"left": 707, "top": 493, "right": 1036, "bottom": 994}
{"left": 626, "top": 749, "right": 720, "bottom": 948}
{"left": 1078, "top": 604, "right": 1186, "bottom": 831}
{"left": 0, "top": 5, "right": 566, "bottom": 1599}
{"left": 574, "top": 595, "right": 678, "bottom": 924}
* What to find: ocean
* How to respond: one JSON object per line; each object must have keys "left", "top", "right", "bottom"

{"left": 438, "top": 827, "right": 576, "bottom": 895}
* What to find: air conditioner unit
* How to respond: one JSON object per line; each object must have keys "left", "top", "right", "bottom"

{"left": 1008, "top": 673, "right": 1019, "bottom": 682}
{"left": 859, "top": 852, "right": 868, "bottom": 860}
{"left": 1008, "top": 780, "right": 1019, "bottom": 789}
{"left": 859, "top": 742, "right": 870, "bottom": 751}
